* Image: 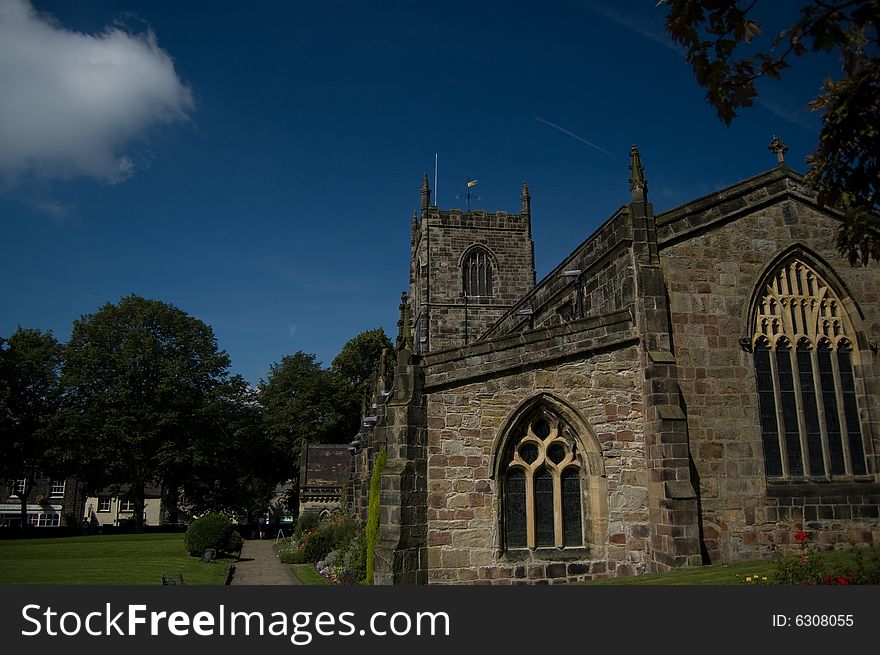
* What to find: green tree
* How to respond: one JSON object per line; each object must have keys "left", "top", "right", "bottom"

{"left": 0, "top": 328, "right": 63, "bottom": 528}
{"left": 331, "top": 328, "right": 394, "bottom": 405}
{"left": 259, "top": 352, "right": 358, "bottom": 476}
{"left": 184, "top": 375, "right": 283, "bottom": 522}
{"left": 60, "top": 295, "right": 233, "bottom": 531}
{"left": 664, "top": 0, "right": 880, "bottom": 264}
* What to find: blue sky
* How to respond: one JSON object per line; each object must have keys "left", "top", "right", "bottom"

{"left": 0, "top": 0, "right": 836, "bottom": 385}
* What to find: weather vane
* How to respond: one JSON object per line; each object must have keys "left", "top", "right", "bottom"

{"left": 456, "top": 179, "right": 481, "bottom": 211}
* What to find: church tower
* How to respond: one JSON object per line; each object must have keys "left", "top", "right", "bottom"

{"left": 409, "top": 175, "right": 536, "bottom": 352}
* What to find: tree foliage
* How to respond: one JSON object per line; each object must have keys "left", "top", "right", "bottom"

{"left": 59, "top": 295, "right": 234, "bottom": 530}
{"left": 183, "top": 375, "right": 283, "bottom": 521}
{"left": 664, "top": 0, "right": 880, "bottom": 265}
{"left": 259, "top": 328, "right": 392, "bottom": 496}
{"left": 258, "top": 352, "right": 359, "bottom": 473}
{"left": 0, "top": 328, "right": 63, "bottom": 527}
{"left": 331, "top": 328, "right": 394, "bottom": 405}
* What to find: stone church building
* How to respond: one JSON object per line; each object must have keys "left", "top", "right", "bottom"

{"left": 350, "top": 140, "right": 880, "bottom": 584}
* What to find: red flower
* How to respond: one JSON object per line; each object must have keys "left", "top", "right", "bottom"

{"left": 795, "top": 530, "right": 810, "bottom": 542}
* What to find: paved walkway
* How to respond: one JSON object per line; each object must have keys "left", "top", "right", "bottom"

{"left": 229, "top": 539, "right": 300, "bottom": 585}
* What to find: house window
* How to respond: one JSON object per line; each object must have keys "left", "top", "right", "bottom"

{"left": 97, "top": 497, "right": 111, "bottom": 512}
{"left": 462, "top": 248, "right": 493, "bottom": 297}
{"left": 120, "top": 500, "right": 135, "bottom": 513}
{"left": 502, "top": 414, "right": 583, "bottom": 549}
{"left": 50, "top": 480, "right": 65, "bottom": 497}
{"left": 9, "top": 479, "right": 26, "bottom": 497}
{"left": 752, "top": 259, "right": 867, "bottom": 478}
{"left": 30, "top": 513, "right": 60, "bottom": 527}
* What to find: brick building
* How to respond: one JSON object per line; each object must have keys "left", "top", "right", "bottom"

{"left": 298, "top": 444, "right": 352, "bottom": 518}
{"left": 350, "top": 140, "right": 880, "bottom": 584}
{"left": 1, "top": 477, "right": 84, "bottom": 528}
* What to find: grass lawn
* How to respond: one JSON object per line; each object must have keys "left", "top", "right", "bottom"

{"left": 583, "top": 558, "right": 777, "bottom": 585}
{"left": 583, "top": 549, "right": 872, "bottom": 585}
{"left": 0, "top": 533, "right": 233, "bottom": 585}
{"left": 291, "top": 564, "right": 329, "bottom": 585}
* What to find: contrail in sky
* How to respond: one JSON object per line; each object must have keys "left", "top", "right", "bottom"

{"left": 533, "top": 116, "right": 615, "bottom": 157}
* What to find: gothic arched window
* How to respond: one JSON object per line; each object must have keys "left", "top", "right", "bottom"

{"left": 462, "top": 248, "right": 493, "bottom": 297}
{"left": 502, "top": 413, "right": 583, "bottom": 549}
{"left": 752, "top": 259, "right": 867, "bottom": 478}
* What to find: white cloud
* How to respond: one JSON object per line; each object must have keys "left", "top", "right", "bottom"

{"left": 29, "top": 198, "right": 73, "bottom": 219}
{"left": 0, "top": 0, "right": 194, "bottom": 185}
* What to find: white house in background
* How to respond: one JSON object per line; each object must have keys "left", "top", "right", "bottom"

{"left": 83, "top": 484, "right": 164, "bottom": 528}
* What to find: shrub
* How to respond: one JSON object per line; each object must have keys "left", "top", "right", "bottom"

{"left": 338, "top": 531, "right": 367, "bottom": 585}
{"left": 365, "top": 448, "right": 387, "bottom": 585}
{"left": 276, "top": 537, "right": 300, "bottom": 564}
{"left": 323, "top": 549, "right": 341, "bottom": 568}
{"left": 295, "top": 525, "right": 337, "bottom": 563}
{"left": 277, "top": 514, "right": 363, "bottom": 568}
{"left": 294, "top": 512, "right": 320, "bottom": 538}
{"left": 767, "top": 531, "right": 880, "bottom": 585}
{"left": 184, "top": 512, "right": 239, "bottom": 557}
{"left": 227, "top": 530, "right": 244, "bottom": 555}
{"left": 851, "top": 547, "right": 880, "bottom": 584}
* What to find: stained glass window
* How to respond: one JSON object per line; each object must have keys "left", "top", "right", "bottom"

{"left": 505, "top": 469, "right": 527, "bottom": 548}
{"left": 817, "top": 342, "right": 845, "bottom": 475}
{"left": 534, "top": 467, "right": 555, "bottom": 546}
{"left": 752, "top": 259, "right": 867, "bottom": 479}
{"left": 754, "top": 341, "right": 782, "bottom": 476}
{"left": 462, "top": 248, "right": 493, "bottom": 297}
{"left": 562, "top": 468, "right": 582, "bottom": 546}
{"left": 503, "top": 413, "right": 584, "bottom": 549}
{"left": 838, "top": 344, "right": 867, "bottom": 475}
{"left": 797, "top": 342, "right": 824, "bottom": 475}
{"left": 775, "top": 341, "right": 803, "bottom": 476}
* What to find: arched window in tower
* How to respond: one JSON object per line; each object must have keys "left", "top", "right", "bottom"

{"left": 752, "top": 259, "right": 867, "bottom": 478}
{"left": 462, "top": 247, "right": 493, "bottom": 297}
{"left": 502, "top": 413, "right": 583, "bottom": 549}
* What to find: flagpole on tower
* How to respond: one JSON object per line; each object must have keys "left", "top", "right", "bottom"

{"left": 465, "top": 178, "right": 479, "bottom": 211}
{"left": 434, "top": 153, "right": 438, "bottom": 208}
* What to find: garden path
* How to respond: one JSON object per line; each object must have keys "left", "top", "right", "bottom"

{"left": 229, "top": 538, "right": 300, "bottom": 585}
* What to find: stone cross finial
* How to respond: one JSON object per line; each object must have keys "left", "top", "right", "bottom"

{"left": 397, "top": 291, "right": 413, "bottom": 351}
{"left": 421, "top": 173, "right": 431, "bottom": 212}
{"left": 768, "top": 135, "right": 789, "bottom": 165}
{"left": 521, "top": 181, "right": 531, "bottom": 216}
{"left": 629, "top": 144, "right": 648, "bottom": 196}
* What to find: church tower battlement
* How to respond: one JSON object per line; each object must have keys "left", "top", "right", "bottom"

{"left": 409, "top": 176, "right": 536, "bottom": 352}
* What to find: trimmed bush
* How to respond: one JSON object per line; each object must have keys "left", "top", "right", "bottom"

{"left": 365, "top": 448, "right": 387, "bottom": 585}
{"left": 227, "top": 530, "right": 243, "bottom": 555}
{"left": 184, "top": 513, "right": 239, "bottom": 557}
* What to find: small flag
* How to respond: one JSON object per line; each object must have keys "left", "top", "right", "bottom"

{"left": 466, "top": 179, "right": 479, "bottom": 188}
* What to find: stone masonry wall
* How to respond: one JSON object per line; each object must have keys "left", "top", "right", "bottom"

{"left": 411, "top": 208, "right": 535, "bottom": 352}
{"left": 421, "top": 313, "right": 650, "bottom": 584}
{"left": 658, "top": 172, "right": 880, "bottom": 562}
{"left": 483, "top": 208, "right": 633, "bottom": 339}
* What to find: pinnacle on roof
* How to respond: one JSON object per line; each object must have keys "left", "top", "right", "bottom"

{"left": 420, "top": 173, "right": 431, "bottom": 212}
{"left": 629, "top": 144, "right": 648, "bottom": 196}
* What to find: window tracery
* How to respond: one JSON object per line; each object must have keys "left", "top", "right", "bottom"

{"left": 752, "top": 259, "right": 867, "bottom": 478}
{"left": 503, "top": 414, "right": 583, "bottom": 549}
